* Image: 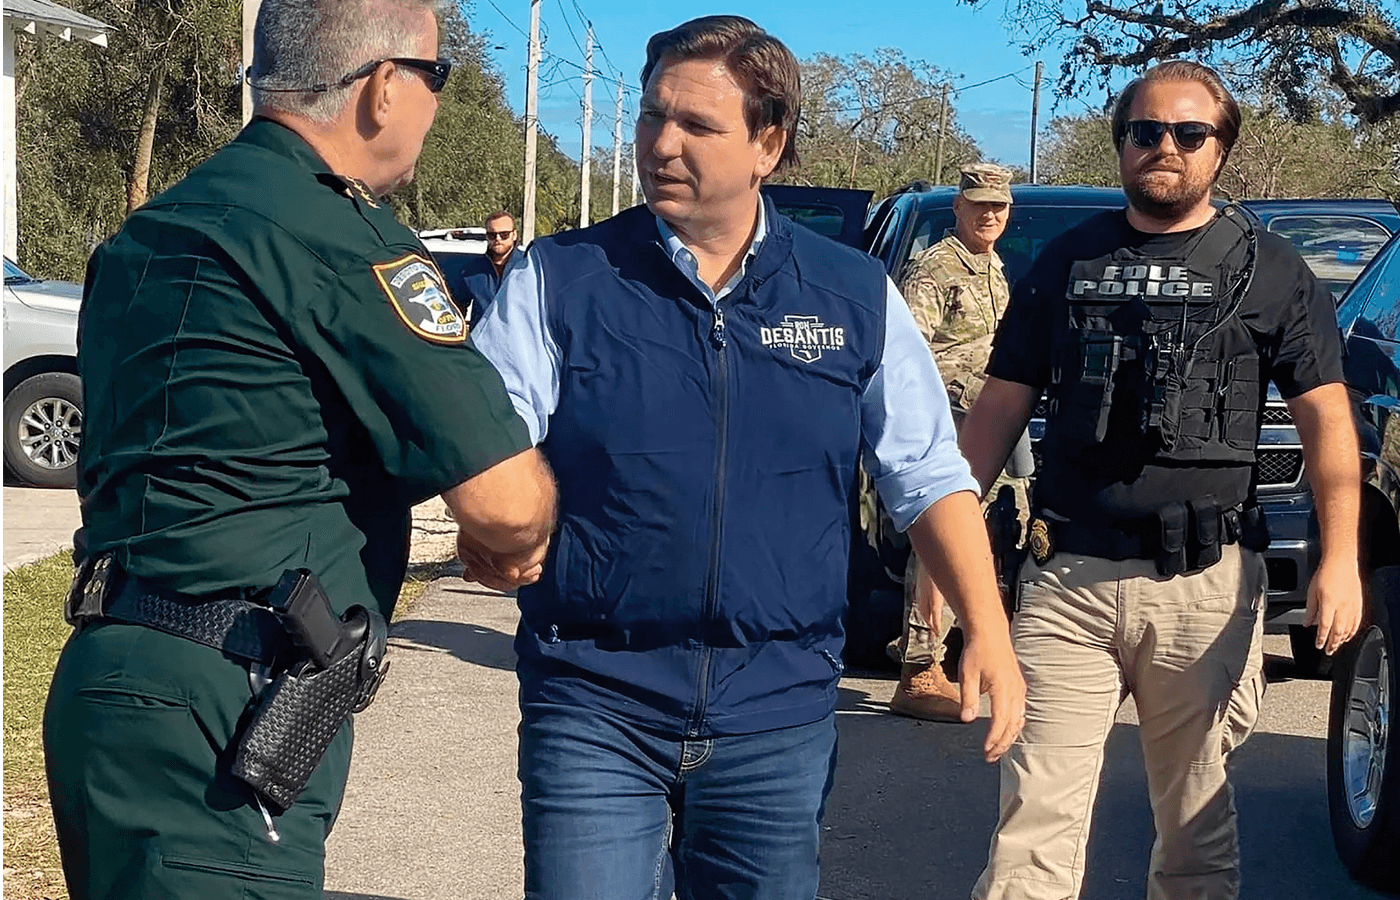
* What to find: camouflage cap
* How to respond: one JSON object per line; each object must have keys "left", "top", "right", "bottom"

{"left": 958, "top": 163, "right": 1013, "bottom": 204}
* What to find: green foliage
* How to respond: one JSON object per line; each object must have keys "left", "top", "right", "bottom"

{"left": 1040, "top": 108, "right": 1400, "bottom": 199}
{"left": 779, "top": 50, "right": 988, "bottom": 197}
{"left": 985, "top": 0, "right": 1400, "bottom": 126}
{"left": 393, "top": 4, "right": 581, "bottom": 233}
{"left": 14, "top": 0, "right": 242, "bottom": 280}
{"left": 1039, "top": 115, "right": 1120, "bottom": 187}
{"left": 14, "top": 1, "right": 585, "bottom": 279}
{"left": 1222, "top": 107, "right": 1400, "bottom": 200}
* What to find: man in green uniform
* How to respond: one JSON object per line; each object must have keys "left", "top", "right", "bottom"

{"left": 889, "top": 163, "right": 1030, "bottom": 720}
{"left": 42, "top": 2, "right": 556, "bottom": 898}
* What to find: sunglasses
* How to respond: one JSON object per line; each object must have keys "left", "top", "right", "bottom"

{"left": 486, "top": 230, "right": 515, "bottom": 240}
{"left": 247, "top": 57, "right": 452, "bottom": 94}
{"left": 344, "top": 58, "right": 452, "bottom": 93}
{"left": 1124, "top": 119, "right": 1217, "bottom": 152}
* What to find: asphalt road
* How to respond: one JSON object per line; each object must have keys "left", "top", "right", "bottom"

{"left": 325, "top": 578, "right": 1390, "bottom": 900}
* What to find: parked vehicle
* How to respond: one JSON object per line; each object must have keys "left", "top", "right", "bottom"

{"left": 1324, "top": 230, "right": 1400, "bottom": 893}
{"left": 848, "top": 182, "right": 1400, "bottom": 673}
{"left": 763, "top": 184, "right": 873, "bottom": 249}
{"left": 1238, "top": 198, "right": 1400, "bottom": 300}
{"left": 3, "top": 258, "right": 82, "bottom": 488}
{"left": 420, "top": 227, "right": 488, "bottom": 297}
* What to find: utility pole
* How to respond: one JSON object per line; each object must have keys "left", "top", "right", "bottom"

{"left": 611, "top": 78, "right": 624, "bottom": 215}
{"left": 579, "top": 26, "right": 593, "bottom": 229}
{"left": 933, "top": 82, "right": 950, "bottom": 184}
{"left": 522, "top": 0, "right": 542, "bottom": 243}
{"left": 242, "top": 0, "right": 260, "bottom": 124}
{"left": 630, "top": 142, "right": 639, "bottom": 206}
{"left": 1030, "top": 60, "right": 1043, "bottom": 183}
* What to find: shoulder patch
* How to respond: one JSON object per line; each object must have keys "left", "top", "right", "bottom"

{"left": 373, "top": 253, "right": 468, "bottom": 344}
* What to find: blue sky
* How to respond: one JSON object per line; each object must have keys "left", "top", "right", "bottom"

{"left": 462, "top": 0, "right": 1116, "bottom": 168}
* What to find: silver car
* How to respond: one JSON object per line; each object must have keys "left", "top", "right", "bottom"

{"left": 3, "top": 258, "right": 81, "bottom": 487}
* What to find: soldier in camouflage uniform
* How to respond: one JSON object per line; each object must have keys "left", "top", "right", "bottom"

{"left": 889, "top": 163, "right": 1029, "bottom": 721}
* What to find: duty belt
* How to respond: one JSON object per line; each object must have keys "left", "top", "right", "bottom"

{"left": 1027, "top": 501, "right": 1268, "bottom": 576}
{"left": 65, "top": 555, "right": 292, "bottom": 668}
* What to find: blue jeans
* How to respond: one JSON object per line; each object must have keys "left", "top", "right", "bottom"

{"left": 518, "top": 702, "right": 838, "bottom": 900}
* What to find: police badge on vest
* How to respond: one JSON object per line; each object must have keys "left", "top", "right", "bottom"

{"left": 1039, "top": 206, "right": 1269, "bottom": 575}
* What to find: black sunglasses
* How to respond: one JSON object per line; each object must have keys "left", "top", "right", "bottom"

{"left": 247, "top": 57, "right": 452, "bottom": 94}
{"left": 486, "top": 229, "right": 515, "bottom": 239}
{"left": 1124, "top": 119, "right": 1217, "bottom": 152}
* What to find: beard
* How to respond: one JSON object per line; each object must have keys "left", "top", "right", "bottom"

{"left": 1124, "top": 155, "right": 1214, "bottom": 220}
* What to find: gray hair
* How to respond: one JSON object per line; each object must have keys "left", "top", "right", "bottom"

{"left": 251, "top": 0, "right": 441, "bottom": 123}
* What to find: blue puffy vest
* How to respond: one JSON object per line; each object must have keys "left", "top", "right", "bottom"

{"left": 516, "top": 199, "right": 889, "bottom": 737}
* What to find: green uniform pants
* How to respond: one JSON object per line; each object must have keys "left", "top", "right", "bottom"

{"left": 44, "top": 620, "right": 353, "bottom": 900}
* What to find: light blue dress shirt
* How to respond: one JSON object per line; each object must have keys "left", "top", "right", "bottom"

{"left": 471, "top": 205, "right": 977, "bottom": 532}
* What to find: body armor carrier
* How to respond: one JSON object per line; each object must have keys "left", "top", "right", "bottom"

{"left": 1046, "top": 206, "right": 1260, "bottom": 465}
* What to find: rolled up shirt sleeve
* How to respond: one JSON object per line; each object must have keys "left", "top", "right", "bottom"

{"left": 861, "top": 275, "right": 979, "bottom": 532}
{"left": 469, "top": 247, "right": 561, "bottom": 445}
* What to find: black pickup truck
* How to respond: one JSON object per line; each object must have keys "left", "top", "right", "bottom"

{"left": 1321, "top": 233, "right": 1400, "bottom": 892}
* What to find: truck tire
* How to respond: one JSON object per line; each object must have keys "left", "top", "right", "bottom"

{"left": 3, "top": 372, "right": 82, "bottom": 488}
{"left": 1328, "top": 566, "right": 1400, "bottom": 893}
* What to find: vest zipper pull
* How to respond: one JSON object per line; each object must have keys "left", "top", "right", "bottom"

{"left": 710, "top": 305, "right": 727, "bottom": 349}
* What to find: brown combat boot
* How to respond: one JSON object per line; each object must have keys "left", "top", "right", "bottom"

{"left": 889, "top": 662, "right": 965, "bottom": 723}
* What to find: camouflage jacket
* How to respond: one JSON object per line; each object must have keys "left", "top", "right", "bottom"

{"left": 899, "top": 230, "right": 1009, "bottom": 411}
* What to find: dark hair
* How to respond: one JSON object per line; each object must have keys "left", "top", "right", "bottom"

{"left": 484, "top": 209, "right": 514, "bottom": 228}
{"left": 1111, "top": 60, "right": 1241, "bottom": 162}
{"left": 640, "top": 15, "right": 800, "bottom": 171}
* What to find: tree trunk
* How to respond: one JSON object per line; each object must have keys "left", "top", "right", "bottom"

{"left": 126, "top": 62, "right": 167, "bottom": 215}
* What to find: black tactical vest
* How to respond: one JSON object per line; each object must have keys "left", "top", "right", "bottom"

{"left": 1046, "top": 207, "right": 1260, "bottom": 469}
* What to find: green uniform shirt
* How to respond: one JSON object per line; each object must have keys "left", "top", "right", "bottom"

{"left": 76, "top": 118, "right": 530, "bottom": 618}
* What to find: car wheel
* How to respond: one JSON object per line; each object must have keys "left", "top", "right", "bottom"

{"left": 3, "top": 372, "right": 82, "bottom": 488}
{"left": 1291, "top": 624, "right": 1336, "bottom": 679}
{"left": 1327, "top": 566, "right": 1400, "bottom": 892}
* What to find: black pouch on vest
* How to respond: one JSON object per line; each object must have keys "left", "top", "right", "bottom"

{"left": 1189, "top": 496, "right": 1222, "bottom": 570}
{"left": 232, "top": 605, "right": 389, "bottom": 811}
{"left": 1156, "top": 503, "right": 1189, "bottom": 577}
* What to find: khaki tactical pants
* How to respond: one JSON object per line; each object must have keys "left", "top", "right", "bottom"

{"left": 972, "top": 543, "right": 1267, "bottom": 900}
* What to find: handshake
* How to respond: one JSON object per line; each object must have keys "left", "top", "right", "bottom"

{"left": 457, "top": 529, "right": 550, "bottom": 591}
{"left": 444, "top": 447, "right": 558, "bottom": 592}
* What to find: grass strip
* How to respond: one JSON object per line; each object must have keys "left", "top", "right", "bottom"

{"left": 4, "top": 551, "right": 76, "bottom": 900}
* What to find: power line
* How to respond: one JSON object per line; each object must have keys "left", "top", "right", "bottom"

{"left": 806, "top": 64, "right": 1036, "bottom": 118}
{"left": 555, "top": 0, "right": 588, "bottom": 59}
{"left": 569, "top": 0, "right": 628, "bottom": 86}
{"left": 481, "top": 0, "right": 528, "bottom": 37}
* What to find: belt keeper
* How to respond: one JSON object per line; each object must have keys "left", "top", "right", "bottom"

{"left": 64, "top": 554, "right": 115, "bottom": 625}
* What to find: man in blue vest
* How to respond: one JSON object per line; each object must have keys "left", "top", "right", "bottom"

{"left": 470, "top": 16, "right": 1024, "bottom": 899}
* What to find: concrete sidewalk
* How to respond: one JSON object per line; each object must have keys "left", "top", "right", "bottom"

{"left": 325, "top": 575, "right": 526, "bottom": 900}
{"left": 321, "top": 575, "right": 1002, "bottom": 900}
{"left": 3, "top": 486, "right": 81, "bottom": 571}
{"left": 321, "top": 576, "right": 1379, "bottom": 900}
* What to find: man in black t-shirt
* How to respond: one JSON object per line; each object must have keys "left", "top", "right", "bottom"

{"left": 959, "top": 61, "right": 1362, "bottom": 900}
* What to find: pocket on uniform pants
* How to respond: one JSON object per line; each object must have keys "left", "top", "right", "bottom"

{"left": 159, "top": 854, "right": 316, "bottom": 894}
